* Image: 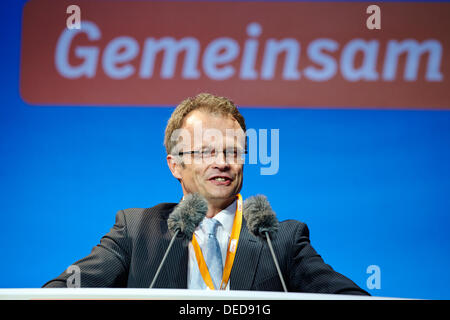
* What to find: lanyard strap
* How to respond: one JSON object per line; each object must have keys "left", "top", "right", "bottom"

{"left": 191, "top": 193, "right": 243, "bottom": 290}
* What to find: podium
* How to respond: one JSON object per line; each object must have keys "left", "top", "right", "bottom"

{"left": 0, "top": 288, "right": 397, "bottom": 300}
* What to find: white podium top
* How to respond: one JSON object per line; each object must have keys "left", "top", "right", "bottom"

{"left": 0, "top": 288, "right": 398, "bottom": 300}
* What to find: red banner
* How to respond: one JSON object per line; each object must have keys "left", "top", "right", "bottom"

{"left": 20, "top": 0, "right": 450, "bottom": 108}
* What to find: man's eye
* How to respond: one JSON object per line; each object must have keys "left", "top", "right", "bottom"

{"left": 201, "top": 149, "right": 213, "bottom": 157}
{"left": 225, "top": 150, "right": 237, "bottom": 157}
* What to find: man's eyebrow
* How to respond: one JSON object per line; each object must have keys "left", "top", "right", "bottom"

{"left": 196, "top": 145, "right": 211, "bottom": 151}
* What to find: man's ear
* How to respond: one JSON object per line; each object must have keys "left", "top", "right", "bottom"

{"left": 167, "top": 154, "right": 182, "bottom": 180}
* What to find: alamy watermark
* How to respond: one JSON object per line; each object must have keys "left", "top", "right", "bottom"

{"left": 366, "top": 5, "right": 381, "bottom": 30}
{"left": 366, "top": 264, "right": 381, "bottom": 290}
{"left": 170, "top": 126, "right": 279, "bottom": 176}
{"left": 66, "top": 4, "right": 381, "bottom": 31}
{"left": 66, "top": 5, "right": 81, "bottom": 30}
{"left": 66, "top": 264, "right": 81, "bottom": 288}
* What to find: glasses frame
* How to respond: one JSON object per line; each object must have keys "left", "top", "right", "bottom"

{"left": 177, "top": 148, "right": 247, "bottom": 163}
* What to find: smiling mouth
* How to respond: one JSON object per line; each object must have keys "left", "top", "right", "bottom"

{"left": 209, "top": 176, "right": 232, "bottom": 185}
{"left": 212, "top": 177, "right": 228, "bottom": 181}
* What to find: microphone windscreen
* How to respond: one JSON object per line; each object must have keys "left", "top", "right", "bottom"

{"left": 167, "top": 192, "right": 208, "bottom": 240}
{"left": 243, "top": 195, "right": 279, "bottom": 238}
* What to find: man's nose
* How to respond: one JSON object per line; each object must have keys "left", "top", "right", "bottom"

{"left": 211, "top": 151, "right": 230, "bottom": 168}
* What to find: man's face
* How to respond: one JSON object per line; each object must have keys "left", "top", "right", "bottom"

{"left": 167, "top": 110, "right": 245, "bottom": 209}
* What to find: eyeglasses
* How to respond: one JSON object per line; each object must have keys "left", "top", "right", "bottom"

{"left": 177, "top": 148, "right": 247, "bottom": 162}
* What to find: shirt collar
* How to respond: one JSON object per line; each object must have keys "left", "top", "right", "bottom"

{"left": 212, "top": 199, "right": 236, "bottom": 235}
{"left": 197, "top": 199, "right": 236, "bottom": 235}
{"left": 182, "top": 195, "right": 237, "bottom": 234}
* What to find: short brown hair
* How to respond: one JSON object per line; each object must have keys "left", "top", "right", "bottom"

{"left": 164, "top": 93, "right": 246, "bottom": 154}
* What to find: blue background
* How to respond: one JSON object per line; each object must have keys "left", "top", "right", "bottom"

{"left": 1, "top": 0, "right": 449, "bottom": 299}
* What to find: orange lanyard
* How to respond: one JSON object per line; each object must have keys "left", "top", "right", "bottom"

{"left": 191, "top": 193, "right": 243, "bottom": 290}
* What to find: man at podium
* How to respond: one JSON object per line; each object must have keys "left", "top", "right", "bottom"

{"left": 43, "top": 93, "right": 368, "bottom": 295}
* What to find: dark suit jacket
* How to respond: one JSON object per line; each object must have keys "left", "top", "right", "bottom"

{"left": 43, "top": 203, "right": 369, "bottom": 294}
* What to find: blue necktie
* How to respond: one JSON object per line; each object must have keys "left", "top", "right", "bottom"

{"left": 202, "top": 218, "right": 223, "bottom": 289}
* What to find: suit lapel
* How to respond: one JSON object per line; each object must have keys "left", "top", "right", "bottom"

{"left": 229, "top": 218, "right": 263, "bottom": 290}
{"left": 155, "top": 206, "right": 263, "bottom": 290}
{"left": 168, "top": 237, "right": 189, "bottom": 289}
{"left": 154, "top": 231, "right": 189, "bottom": 289}
{"left": 156, "top": 203, "right": 189, "bottom": 289}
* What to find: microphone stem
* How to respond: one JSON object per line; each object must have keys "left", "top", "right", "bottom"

{"left": 149, "top": 229, "right": 180, "bottom": 289}
{"left": 265, "top": 231, "right": 288, "bottom": 292}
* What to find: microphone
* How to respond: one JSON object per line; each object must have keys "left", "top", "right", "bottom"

{"left": 243, "top": 195, "right": 288, "bottom": 292}
{"left": 149, "top": 192, "right": 208, "bottom": 288}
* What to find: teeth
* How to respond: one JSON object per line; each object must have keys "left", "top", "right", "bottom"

{"left": 214, "top": 177, "right": 226, "bottom": 181}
